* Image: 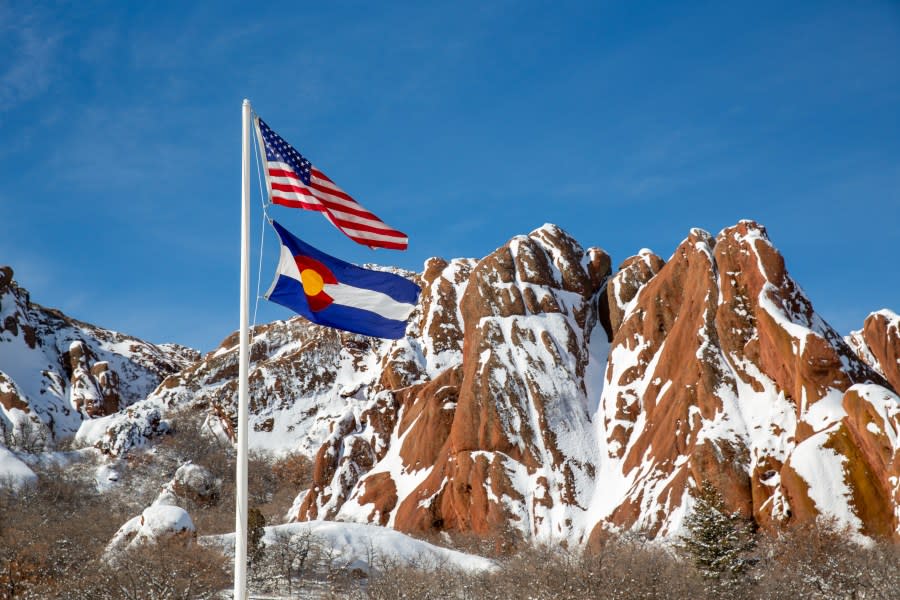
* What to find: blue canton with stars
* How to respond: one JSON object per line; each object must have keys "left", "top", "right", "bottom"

{"left": 258, "top": 118, "right": 313, "bottom": 185}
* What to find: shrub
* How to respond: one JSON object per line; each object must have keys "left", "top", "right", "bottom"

{"left": 34, "top": 538, "right": 230, "bottom": 599}
{"left": 754, "top": 521, "right": 900, "bottom": 600}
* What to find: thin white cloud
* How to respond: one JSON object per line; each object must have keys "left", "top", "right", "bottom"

{"left": 0, "top": 6, "right": 62, "bottom": 109}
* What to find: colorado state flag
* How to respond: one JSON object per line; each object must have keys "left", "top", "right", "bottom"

{"left": 265, "top": 221, "right": 420, "bottom": 339}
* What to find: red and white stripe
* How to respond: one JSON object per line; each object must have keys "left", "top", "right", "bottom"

{"left": 262, "top": 161, "right": 408, "bottom": 251}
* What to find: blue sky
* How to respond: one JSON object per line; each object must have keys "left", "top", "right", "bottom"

{"left": 1, "top": 0, "right": 898, "bottom": 352}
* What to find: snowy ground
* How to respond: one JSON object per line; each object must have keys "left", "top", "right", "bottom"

{"left": 204, "top": 520, "right": 496, "bottom": 574}
{"left": 202, "top": 520, "right": 496, "bottom": 598}
{"left": 0, "top": 445, "right": 37, "bottom": 487}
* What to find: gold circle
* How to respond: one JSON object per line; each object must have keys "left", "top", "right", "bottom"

{"left": 300, "top": 269, "right": 325, "bottom": 296}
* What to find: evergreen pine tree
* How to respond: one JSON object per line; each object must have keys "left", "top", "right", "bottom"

{"left": 679, "top": 479, "right": 755, "bottom": 581}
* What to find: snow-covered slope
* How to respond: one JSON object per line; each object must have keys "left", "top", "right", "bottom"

{"left": 0, "top": 266, "right": 198, "bottom": 454}
{"left": 0, "top": 445, "right": 37, "bottom": 487}
{"left": 77, "top": 257, "right": 480, "bottom": 459}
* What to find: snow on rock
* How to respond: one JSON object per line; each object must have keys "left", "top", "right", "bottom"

{"left": 128, "top": 460, "right": 219, "bottom": 510}
{"left": 249, "top": 220, "right": 897, "bottom": 544}
{"left": 203, "top": 520, "right": 496, "bottom": 574}
{"left": 77, "top": 259, "right": 479, "bottom": 465}
{"left": 153, "top": 462, "right": 221, "bottom": 507}
{"left": 590, "top": 227, "right": 738, "bottom": 539}
{"left": 106, "top": 504, "right": 195, "bottom": 557}
{"left": 105, "top": 462, "right": 215, "bottom": 558}
{"left": 68, "top": 341, "right": 105, "bottom": 416}
{"left": 0, "top": 266, "right": 198, "bottom": 447}
{"left": 94, "top": 463, "right": 120, "bottom": 492}
{"left": 605, "top": 248, "right": 665, "bottom": 337}
{"left": 829, "top": 383, "right": 900, "bottom": 538}
{"left": 83, "top": 311, "right": 406, "bottom": 457}
{"left": 75, "top": 399, "right": 170, "bottom": 455}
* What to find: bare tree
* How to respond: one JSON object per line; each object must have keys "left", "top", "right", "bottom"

{"left": 251, "top": 527, "right": 321, "bottom": 597}
{"left": 0, "top": 418, "right": 48, "bottom": 454}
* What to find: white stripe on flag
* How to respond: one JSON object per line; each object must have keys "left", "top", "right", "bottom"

{"left": 326, "top": 208, "right": 398, "bottom": 230}
{"left": 269, "top": 175, "right": 310, "bottom": 186}
{"left": 323, "top": 283, "right": 415, "bottom": 322}
{"left": 267, "top": 244, "right": 414, "bottom": 322}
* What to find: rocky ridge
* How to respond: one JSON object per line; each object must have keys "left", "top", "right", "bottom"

{"left": 0, "top": 266, "right": 198, "bottom": 451}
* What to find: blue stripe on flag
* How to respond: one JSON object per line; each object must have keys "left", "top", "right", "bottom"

{"left": 267, "top": 275, "right": 411, "bottom": 339}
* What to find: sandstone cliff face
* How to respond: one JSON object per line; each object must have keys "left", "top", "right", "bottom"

{"left": 297, "top": 225, "right": 612, "bottom": 542}
{"left": 589, "top": 221, "right": 897, "bottom": 541}
{"left": 0, "top": 267, "right": 198, "bottom": 447}
{"left": 606, "top": 249, "right": 665, "bottom": 336}
{"left": 290, "top": 256, "right": 480, "bottom": 523}
{"left": 293, "top": 221, "right": 899, "bottom": 542}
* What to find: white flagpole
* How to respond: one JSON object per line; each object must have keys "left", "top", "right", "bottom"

{"left": 234, "top": 98, "right": 252, "bottom": 600}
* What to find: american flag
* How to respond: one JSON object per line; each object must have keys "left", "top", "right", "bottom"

{"left": 255, "top": 117, "right": 408, "bottom": 250}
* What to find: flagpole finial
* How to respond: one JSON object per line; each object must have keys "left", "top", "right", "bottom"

{"left": 243, "top": 98, "right": 251, "bottom": 108}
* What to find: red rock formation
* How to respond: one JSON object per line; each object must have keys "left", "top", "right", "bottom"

{"left": 590, "top": 221, "right": 896, "bottom": 542}
{"left": 91, "top": 362, "right": 122, "bottom": 416}
{"left": 847, "top": 310, "right": 900, "bottom": 394}
{"left": 67, "top": 343, "right": 125, "bottom": 418}
{"left": 290, "top": 221, "right": 899, "bottom": 544}
{"left": 68, "top": 341, "right": 104, "bottom": 417}
{"left": 297, "top": 225, "right": 612, "bottom": 541}
{"left": 606, "top": 250, "right": 665, "bottom": 337}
